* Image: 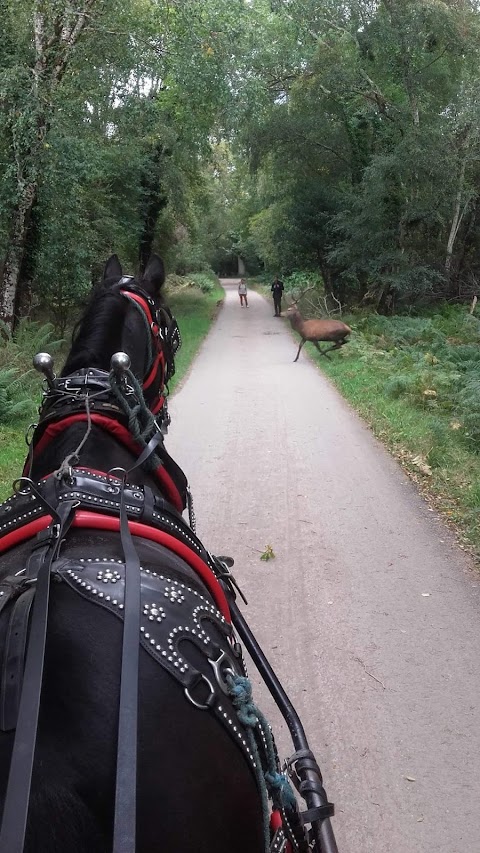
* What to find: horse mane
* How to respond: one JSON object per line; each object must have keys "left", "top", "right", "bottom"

{"left": 61, "top": 280, "right": 128, "bottom": 376}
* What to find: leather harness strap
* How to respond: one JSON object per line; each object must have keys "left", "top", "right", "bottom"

{"left": 113, "top": 482, "right": 142, "bottom": 853}
{"left": 113, "top": 430, "right": 170, "bottom": 852}
{"left": 0, "top": 588, "right": 35, "bottom": 732}
{"left": 0, "top": 500, "right": 77, "bottom": 853}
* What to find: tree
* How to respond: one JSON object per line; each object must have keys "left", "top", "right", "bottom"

{"left": 0, "top": 0, "right": 104, "bottom": 329}
{"left": 229, "top": 0, "right": 480, "bottom": 308}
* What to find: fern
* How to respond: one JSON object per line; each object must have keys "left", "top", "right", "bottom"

{"left": 0, "top": 367, "right": 36, "bottom": 423}
{"left": 0, "top": 319, "right": 64, "bottom": 425}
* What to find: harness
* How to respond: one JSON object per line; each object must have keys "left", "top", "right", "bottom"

{"left": 0, "top": 278, "right": 336, "bottom": 852}
{"left": 118, "top": 277, "right": 181, "bottom": 411}
{"left": 0, "top": 470, "right": 255, "bottom": 852}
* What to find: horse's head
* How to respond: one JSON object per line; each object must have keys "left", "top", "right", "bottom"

{"left": 60, "top": 253, "right": 180, "bottom": 415}
{"left": 28, "top": 253, "right": 186, "bottom": 508}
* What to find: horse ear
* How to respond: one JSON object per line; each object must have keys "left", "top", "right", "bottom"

{"left": 103, "top": 254, "right": 123, "bottom": 282}
{"left": 143, "top": 254, "right": 165, "bottom": 292}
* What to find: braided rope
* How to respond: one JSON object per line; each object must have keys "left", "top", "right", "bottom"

{"left": 109, "top": 369, "right": 160, "bottom": 471}
{"left": 227, "top": 673, "right": 297, "bottom": 851}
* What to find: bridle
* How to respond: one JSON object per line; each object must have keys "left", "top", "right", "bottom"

{"left": 116, "top": 277, "right": 181, "bottom": 418}
{"left": 22, "top": 278, "right": 186, "bottom": 512}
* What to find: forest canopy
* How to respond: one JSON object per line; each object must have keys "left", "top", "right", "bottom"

{"left": 2, "top": 0, "right": 480, "bottom": 329}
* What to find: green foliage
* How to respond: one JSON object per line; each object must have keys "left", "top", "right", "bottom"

{"left": 319, "top": 305, "right": 480, "bottom": 552}
{"left": 229, "top": 0, "right": 480, "bottom": 308}
{"left": 283, "top": 271, "right": 324, "bottom": 293}
{"left": 0, "top": 368, "right": 34, "bottom": 422}
{"left": 188, "top": 271, "right": 219, "bottom": 293}
{"left": 167, "top": 280, "right": 224, "bottom": 395}
{"left": 0, "top": 0, "right": 256, "bottom": 326}
{"left": 353, "top": 308, "right": 480, "bottom": 451}
{"left": 458, "top": 381, "right": 480, "bottom": 446}
{"left": 0, "top": 319, "right": 63, "bottom": 424}
{"left": 3, "top": 0, "right": 480, "bottom": 317}
{"left": 260, "top": 545, "right": 275, "bottom": 561}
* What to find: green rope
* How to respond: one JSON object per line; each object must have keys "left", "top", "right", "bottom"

{"left": 109, "top": 368, "right": 160, "bottom": 471}
{"left": 227, "top": 673, "right": 297, "bottom": 851}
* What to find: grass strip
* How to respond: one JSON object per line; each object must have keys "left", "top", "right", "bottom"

{"left": 167, "top": 283, "right": 223, "bottom": 394}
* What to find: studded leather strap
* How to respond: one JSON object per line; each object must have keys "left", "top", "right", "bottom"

{"left": 58, "top": 557, "right": 259, "bottom": 776}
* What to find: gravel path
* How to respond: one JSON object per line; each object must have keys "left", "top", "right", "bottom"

{"left": 166, "top": 281, "right": 480, "bottom": 853}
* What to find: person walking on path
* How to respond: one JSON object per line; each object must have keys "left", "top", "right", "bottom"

{"left": 238, "top": 279, "right": 248, "bottom": 307}
{"left": 271, "top": 276, "right": 284, "bottom": 316}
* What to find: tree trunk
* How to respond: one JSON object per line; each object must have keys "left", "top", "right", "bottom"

{"left": 445, "top": 136, "right": 471, "bottom": 274}
{"left": 139, "top": 142, "right": 169, "bottom": 272}
{"left": 0, "top": 181, "right": 37, "bottom": 330}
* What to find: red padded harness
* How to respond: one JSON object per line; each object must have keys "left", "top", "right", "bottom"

{"left": 120, "top": 289, "right": 166, "bottom": 393}
{"left": 0, "top": 509, "right": 231, "bottom": 622}
{"left": 23, "top": 413, "right": 183, "bottom": 513}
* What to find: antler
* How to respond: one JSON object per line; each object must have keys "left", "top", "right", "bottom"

{"left": 299, "top": 285, "right": 317, "bottom": 299}
{"left": 289, "top": 284, "right": 317, "bottom": 307}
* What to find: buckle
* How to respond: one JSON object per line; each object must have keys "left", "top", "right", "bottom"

{"left": 184, "top": 673, "right": 215, "bottom": 710}
{"left": 208, "top": 649, "right": 236, "bottom": 695}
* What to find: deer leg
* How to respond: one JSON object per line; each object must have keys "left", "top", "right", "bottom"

{"left": 313, "top": 341, "right": 332, "bottom": 360}
{"left": 294, "top": 339, "right": 305, "bottom": 362}
{"left": 320, "top": 341, "right": 345, "bottom": 358}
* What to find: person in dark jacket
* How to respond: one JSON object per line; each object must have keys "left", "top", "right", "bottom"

{"left": 271, "top": 276, "right": 284, "bottom": 316}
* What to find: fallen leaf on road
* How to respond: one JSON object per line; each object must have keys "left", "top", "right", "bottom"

{"left": 260, "top": 545, "right": 275, "bottom": 561}
{"left": 405, "top": 776, "right": 416, "bottom": 782}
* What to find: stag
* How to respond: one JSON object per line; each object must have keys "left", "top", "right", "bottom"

{"left": 282, "top": 289, "right": 351, "bottom": 362}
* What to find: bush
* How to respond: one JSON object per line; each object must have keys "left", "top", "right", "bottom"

{"left": 188, "top": 271, "right": 219, "bottom": 293}
{"left": 0, "top": 368, "right": 36, "bottom": 422}
{"left": 283, "top": 271, "right": 324, "bottom": 294}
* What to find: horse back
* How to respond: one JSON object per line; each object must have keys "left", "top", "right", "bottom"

{"left": 0, "top": 530, "right": 264, "bottom": 853}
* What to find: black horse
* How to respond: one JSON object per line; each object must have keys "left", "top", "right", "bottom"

{"left": 0, "top": 254, "right": 337, "bottom": 853}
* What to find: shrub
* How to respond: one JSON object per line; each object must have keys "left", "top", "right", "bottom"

{"left": 283, "top": 271, "right": 324, "bottom": 293}
{"left": 0, "top": 368, "right": 36, "bottom": 422}
{"left": 188, "top": 271, "right": 219, "bottom": 293}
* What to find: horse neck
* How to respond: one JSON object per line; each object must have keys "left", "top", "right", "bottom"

{"left": 28, "top": 423, "right": 160, "bottom": 491}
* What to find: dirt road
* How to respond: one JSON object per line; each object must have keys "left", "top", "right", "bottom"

{"left": 166, "top": 281, "right": 480, "bottom": 853}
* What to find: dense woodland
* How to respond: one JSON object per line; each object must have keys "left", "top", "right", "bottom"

{"left": 1, "top": 0, "right": 480, "bottom": 331}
